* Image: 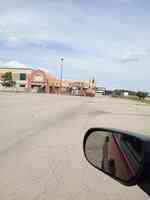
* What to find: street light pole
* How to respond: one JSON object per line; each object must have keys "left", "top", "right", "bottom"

{"left": 60, "top": 58, "right": 64, "bottom": 94}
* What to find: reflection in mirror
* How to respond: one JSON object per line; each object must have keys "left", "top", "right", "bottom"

{"left": 84, "top": 131, "right": 143, "bottom": 182}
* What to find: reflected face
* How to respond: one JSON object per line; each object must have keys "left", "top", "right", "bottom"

{"left": 84, "top": 131, "right": 143, "bottom": 182}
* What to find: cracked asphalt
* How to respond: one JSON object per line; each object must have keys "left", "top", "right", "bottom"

{"left": 0, "top": 93, "right": 150, "bottom": 200}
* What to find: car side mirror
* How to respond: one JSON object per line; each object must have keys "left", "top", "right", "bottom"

{"left": 83, "top": 128, "right": 150, "bottom": 189}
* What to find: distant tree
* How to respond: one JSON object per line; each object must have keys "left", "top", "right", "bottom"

{"left": 136, "top": 91, "right": 148, "bottom": 100}
{"left": 1, "top": 72, "right": 16, "bottom": 87}
{"left": 126, "top": 90, "right": 137, "bottom": 96}
{"left": 112, "top": 89, "right": 138, "bottom": 97}
{"left": 112, "top": 89, "right": 122, "bottom": 96}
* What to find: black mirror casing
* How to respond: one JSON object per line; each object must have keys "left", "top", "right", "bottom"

{"left": 83, "top": 128, "right": 150, "bottom": 187}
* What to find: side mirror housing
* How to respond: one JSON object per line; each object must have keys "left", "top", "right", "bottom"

{"left": 83, "top": 128, "right": 150, "bottom": 187}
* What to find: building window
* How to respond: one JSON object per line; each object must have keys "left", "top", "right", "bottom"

{"left": 20, "top": 73, "right": 26, "bottom": 80}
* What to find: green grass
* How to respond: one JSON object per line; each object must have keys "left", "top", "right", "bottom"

{"left": 112, "top": 95, "right": 150, "bottom": 105}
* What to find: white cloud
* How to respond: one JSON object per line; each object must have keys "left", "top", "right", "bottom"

{"left": 6, "top": 36, "right": 21, "bottom": 48}
{"left": 0, "top": 60, "right": 29, "bottom": 68}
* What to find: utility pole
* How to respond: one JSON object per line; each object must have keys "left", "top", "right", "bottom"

{"left": 60, "top": 58, "right": 64, "bottom": 94}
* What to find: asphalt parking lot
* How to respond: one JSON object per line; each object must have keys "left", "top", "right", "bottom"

{"left": 0, "top": 93, "right": 150, "bottom": 200}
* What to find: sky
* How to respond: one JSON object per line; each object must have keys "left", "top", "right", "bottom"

{"left": 0, "top": 0, "right": 150, "bottom": 91}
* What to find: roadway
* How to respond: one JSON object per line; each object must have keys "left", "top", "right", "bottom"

{"left": 0, "top": 93, "right": 150, "bottom": 200}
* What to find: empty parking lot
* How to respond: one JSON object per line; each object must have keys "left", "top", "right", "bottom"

{"left": 0, "top": 93, "right": 150, "bottom": 199}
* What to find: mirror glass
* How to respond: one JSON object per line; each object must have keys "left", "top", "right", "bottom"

{"left": 84, "top": 131, "right": 143, "bottom": 182}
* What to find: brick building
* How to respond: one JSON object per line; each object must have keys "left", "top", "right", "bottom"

{"left": 0, "top": 67, "right": 55, "bottom": 93}
{"left": 0, "top": 67, "right": 96, "bottom": 96}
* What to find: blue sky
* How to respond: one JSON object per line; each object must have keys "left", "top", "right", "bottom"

{"left": 0, "top": 0, "right": 150, "bottom": 91}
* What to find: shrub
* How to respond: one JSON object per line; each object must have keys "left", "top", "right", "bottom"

{"left": 136, "top": 91, "right": 148, "bottom": 100}
{"left": 1, "top": 72, "right": 16, "bottom": 87}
